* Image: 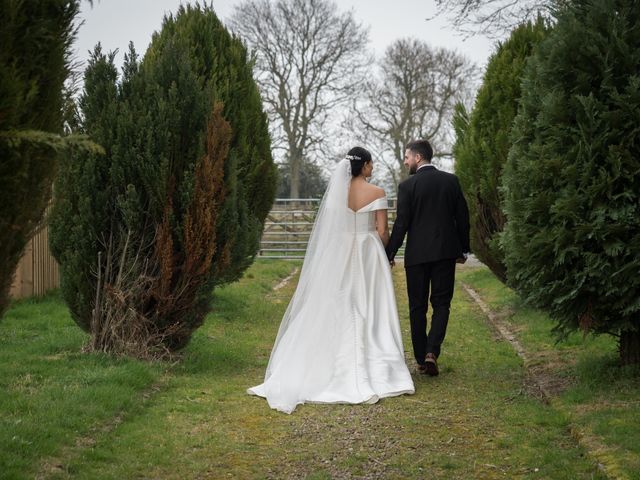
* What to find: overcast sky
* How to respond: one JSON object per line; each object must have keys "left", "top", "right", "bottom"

{"left": 72, "top": 0, "right": 500, "bottom": 178}
{"left": 73, "top": 0, "right": 499, "bottom": 74}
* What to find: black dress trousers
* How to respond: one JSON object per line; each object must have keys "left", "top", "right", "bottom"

{"left": 404, "top": 258, "right": 456, "bottom": 363}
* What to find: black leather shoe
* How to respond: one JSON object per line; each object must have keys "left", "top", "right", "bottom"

{"left": 424, "top": 353, "right": 439, "bottom": 376}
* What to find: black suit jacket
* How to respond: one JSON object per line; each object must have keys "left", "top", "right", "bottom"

{"left": 386, "top": 165, "right": 470, "bottom": 267}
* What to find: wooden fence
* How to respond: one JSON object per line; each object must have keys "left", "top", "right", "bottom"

{"left": 10, "top": 222, "right": 60, "bottom": 299}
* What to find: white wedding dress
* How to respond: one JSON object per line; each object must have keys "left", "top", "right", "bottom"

{"left": 248, "top": 159, "right": 414, "bottom": 414}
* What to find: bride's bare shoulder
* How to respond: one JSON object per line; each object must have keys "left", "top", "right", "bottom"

{"left": 349, "top": 181, "right": 386, "bottom": 208}
{"left": 367, "top": 183, "right": 386, "bottom": 199}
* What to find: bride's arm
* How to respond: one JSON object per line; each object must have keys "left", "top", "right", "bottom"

{"left": 375, "top": 209, "right": 390, "bottom": 246}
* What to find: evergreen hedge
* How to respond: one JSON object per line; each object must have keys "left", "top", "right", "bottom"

{"left": 453, "top": 18, "right": 549, "bottom": 283}
{"left": 0, "top": 0, "right": 81, "bottom": 317}
{"left": 50, "top": 5, "right": 276, "bottom": 356}
{"left": 503, "top": 0, "right": 640, "bottom": 364}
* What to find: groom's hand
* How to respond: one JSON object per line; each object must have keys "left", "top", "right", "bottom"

{"left": 456, "top": 253, "right": 468, "bottom": 264}
{"left": 389, "top": 259, "right": 396, "bottom": 268}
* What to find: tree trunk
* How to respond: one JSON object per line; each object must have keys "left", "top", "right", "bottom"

{"left": 619, "top": 329, "right": 640, "bottom": 365}
{"left": 395, "top": 153, "right": 409, "bottom": 181}
{"left": 289, "top": 152, "right": 301, "bottom": 199}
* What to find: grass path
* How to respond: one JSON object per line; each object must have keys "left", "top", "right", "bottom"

{"left": 1, "top": 261, "right": 615, "bottom": 479}
{"left": 458, "top": 268, "right": 640, "bottom": 480}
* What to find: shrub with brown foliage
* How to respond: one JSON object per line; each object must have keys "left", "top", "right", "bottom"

{"left": 50, "top": 5, "right": 276, "bottom": 358}
{"left": 88, "top": 105, "right": 231, "bottom": 358}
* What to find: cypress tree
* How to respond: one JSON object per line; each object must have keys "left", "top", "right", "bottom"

{"left": 0, "top": 0, "right": 82, "bottom": 316}
{"left": 453, "top": 18, "right": 549, "bottom": 283}
{"left": 49, "top": 45, "right": 121, "bottom": 332}
{"left": 50, "top": 5, "right": 276, "bottom": 356}
{"left": 503, "top": 0, "right": 640, "bottom": 364}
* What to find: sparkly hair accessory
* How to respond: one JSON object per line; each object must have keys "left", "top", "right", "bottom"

{"left": 345, "top": 154, "right": 363, "bottom": 161}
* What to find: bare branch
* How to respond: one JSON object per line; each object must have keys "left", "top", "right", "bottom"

{"left": 431, "top": 0, "right": 553, "bottom": 38}
{"left": 230, "top": 0, "right": 370, "bottom": 197}
{"left": 354, "top": 38, "right": 478, "bottom": 183}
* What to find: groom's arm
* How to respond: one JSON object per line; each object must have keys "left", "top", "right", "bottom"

{"left": 386, "top": 182, "right": 411, "bottom": 261}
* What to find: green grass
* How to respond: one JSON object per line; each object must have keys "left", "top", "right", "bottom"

{"left": 459, "top": 266, "right": 640, "bottom": 480}
{"left": 0, "top": 292, "right": 164, "bottom": 479}
{"left": 0, "top": 261, "right": 614, "bottom": 478}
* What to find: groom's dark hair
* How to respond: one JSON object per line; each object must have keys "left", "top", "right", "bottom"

{"left": 406, "top": 140, "right": 433, "bottom": 163}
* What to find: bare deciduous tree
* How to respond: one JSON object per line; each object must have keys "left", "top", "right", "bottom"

{"left": 355, "top": 38, "right": 477, "bottom": 186}
{"left": 431, "top": 0, "right": 553, "bottom": 38}
{"left": 230, "top": 0, "right": 369, "bottom": 198}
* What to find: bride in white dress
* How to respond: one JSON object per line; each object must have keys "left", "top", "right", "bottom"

{"left": 248, "top": 146, "right": 415, "bottom": 413}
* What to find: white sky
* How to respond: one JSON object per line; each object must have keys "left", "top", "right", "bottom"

{"left": 73, "top": 0, "right": 499, "bottom": 73}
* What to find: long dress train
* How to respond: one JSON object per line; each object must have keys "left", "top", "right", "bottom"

{"left": 248, "top": 160, "right": 414, "bottom": 414}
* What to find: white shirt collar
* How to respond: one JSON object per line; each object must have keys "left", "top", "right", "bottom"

{"left": 417, "top": 163, "right": 435, "bottom": 171}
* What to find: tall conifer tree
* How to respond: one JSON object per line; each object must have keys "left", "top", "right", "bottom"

{"left": 454, "top": 18, "right": 549, "bottom": 282}
{"left": 50, "top": 5, "right": 276, "bottom": 356}
{"left": 0, "top": 0, "right": 82, "bottom": 316}
{"left": 503, "top": 0, "right": 640, "bottom": 364}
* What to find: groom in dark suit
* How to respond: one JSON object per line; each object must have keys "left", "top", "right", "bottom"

{"left": 386, "top": 139, "right": 470, "bottom": 376}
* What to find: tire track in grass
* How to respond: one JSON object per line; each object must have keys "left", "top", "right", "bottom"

{"left": 461, "top": 282, "right": 617, "bottom": 479}
{"left": 35, "top": 377, "right": 170, "bottom": 479}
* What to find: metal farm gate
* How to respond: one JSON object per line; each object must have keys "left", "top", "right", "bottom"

{"left": 258, "top": 198, "right": 402, "bottom": 260}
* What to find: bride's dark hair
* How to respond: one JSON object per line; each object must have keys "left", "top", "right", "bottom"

{"left": 346, "top": 146, "right": 372, "bottom": 177}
